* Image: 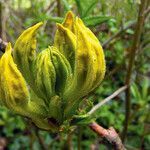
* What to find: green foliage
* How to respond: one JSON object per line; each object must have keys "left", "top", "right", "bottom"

{"left": 0, "top": 0, "right": 149, "bottom": 149}
{"left": 82, "top": 16, "right": 111, "bottom": 27}
{"left": 0, "top": 107, "right": 25, "bottom": 137}
{"left": 48, "top": 0, "right": 111, "bottom": 27}
{"left": 75, "top": 0, "right": 98, "bottom": 17}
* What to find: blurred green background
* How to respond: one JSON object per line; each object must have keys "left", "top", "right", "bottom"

{"left": 0, "top": 0, "right": 150, "bottom": 149}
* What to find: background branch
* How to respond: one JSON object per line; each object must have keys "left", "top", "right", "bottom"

{"left": 102, "top": 21, "right": 136, "bottom": 48}
{"left": 56, "top": 0, "right": 61, "bottom": 17}
{"left": 121, "top": 0, "right": 148, "bottom": 142}
{"left": 88, "top": 85, "right": 127, "bottom": 115}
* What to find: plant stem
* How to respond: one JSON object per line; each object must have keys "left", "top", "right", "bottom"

{"left": 0, "top": 0, "right": 7, "bottom": 41}
{"left": 121, "top": 0, "right": 148, "bottom": 142}
{"left": 89, "top": 122, "right": 126, "bottom": 150}
{"left": 62, "top": 132, "right": 73, "bottom": 150}
{"left": 34, "top": 128, "right": 48, "bottom": 150}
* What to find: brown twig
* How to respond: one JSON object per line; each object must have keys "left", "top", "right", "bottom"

{"left": 88, "top": 85, "right": 128, "bottom": 115}
{"left": 0, "top": 137, "right": 7, "bottom": 150}
{"left": 0, "top": 2, "right": 2, "bottom": 36}
{"left": 48, "top": 135, "right": 60, "bottom": 148}
{"left": 121, "top": 0, "right": 148, "bottom": 142}
{"left": 56, "top": 0, "right": 61, "bottom": 17}
{"left": 89, "top": 122, "right": 126, "bottom": 150}
{"left": 0, "top": 1, "right": 8, "bottom": 41}
{"left": 144, "top": 6, "right": 150, "bottom": 17}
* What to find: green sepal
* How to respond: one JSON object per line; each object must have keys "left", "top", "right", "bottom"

{"left": 71, "top": 114, "right": 96, "bottom": 125}
{"left": 32, "top": 47, "right": 56, "bottom": 102}
{"left": 48, "top": 95, "right": 63, "bottom": 123}
{"left": 51, "top": 46, "right": 72, "bottom": 95}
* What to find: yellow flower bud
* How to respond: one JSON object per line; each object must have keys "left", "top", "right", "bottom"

{"left": 0, "top": 43, "right": 56, "bottom": 130}
{"left": 0, "top": 11, "right": 105, "bottom": 131}
{"left": 54, "top": 11, "right": 105, "bottom": 118}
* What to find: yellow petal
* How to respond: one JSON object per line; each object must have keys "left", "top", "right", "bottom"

{"left": 75, "top": 17, "right": 106, "bottom": 90}
{"left": 54, "top": 23, "right": 76, "bottom": 70}
{"left": 0, "top": 43, "right": 30, "bottom": 115}
{"left": 13, "top": 22, "right": 43, "bottom": 84}
{"left": 55, "top": 12, "right": 106, "bottom": 118}
{"left": 56, "top": 18, "right": 105, "bottom": 100}
{"left": 63, "top": 11, "right": 74, "bottom": 30}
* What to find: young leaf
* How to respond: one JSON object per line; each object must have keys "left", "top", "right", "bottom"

{"left": 75, "top": 0, "right": 98, "bottom": 18}
{"left": 83, "top": 15, "right": 111, "bottom": 27}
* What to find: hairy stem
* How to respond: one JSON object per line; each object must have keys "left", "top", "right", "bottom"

{"left": 89, "top": 122, "right": 126, "bottom": 150}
